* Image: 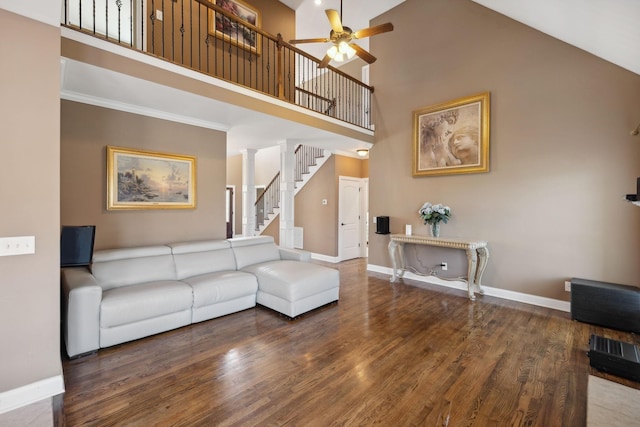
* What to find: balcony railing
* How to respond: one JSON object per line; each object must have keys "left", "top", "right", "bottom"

{"left": 62, "top": 0, "right": 374, "bottom": 130}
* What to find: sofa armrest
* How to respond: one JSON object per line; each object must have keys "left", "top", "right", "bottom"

{"left": 278, "top": 247, "right": 311, "bottom": 262}
{"left": 61, "top": 267, "right": 102, "bottom": 357}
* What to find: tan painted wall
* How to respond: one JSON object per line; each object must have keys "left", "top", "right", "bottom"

{"left": 0, "top": 10, "right": 62, "bottom": 392}
{"left": 61, "top": 101, "right": 227, "bottom": 250}
{"left": 336, "top": 155, "right": 368, "bottom": 179}
{"left": 368, "top": 0, "right": 640, "bottom": 300}
{"left": 293, "top": 155, "right": 338, "bottom": 255}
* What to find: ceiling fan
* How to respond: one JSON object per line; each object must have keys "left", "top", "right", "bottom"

{"left": 289, "top": 1, "right": 393, "bottom": 68}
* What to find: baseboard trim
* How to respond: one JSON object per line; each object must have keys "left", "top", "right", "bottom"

{"left": 0, "top": 375, "right": 65, "bottom": 415}
{"left": 367, "top": 264, "right": 570, "bottom": 313}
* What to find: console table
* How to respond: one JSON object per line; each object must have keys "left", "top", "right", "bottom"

{"left": 388, "top": 234, "right": 490, "bottom": 300}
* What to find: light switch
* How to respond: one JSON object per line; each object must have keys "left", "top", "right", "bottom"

{"left": 156, "top": 10, "right": 163, "bottom": 21}
{"left": 0, "top": 236, "right": 36, "bottom": 256}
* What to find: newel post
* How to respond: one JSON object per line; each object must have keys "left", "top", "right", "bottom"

{"left": 276, "top": 34, "right": 285, "bottom": 100}
{"left": 241, "top": 148, "right": 257, "bottom": 237}
{"left": 279, "top": 140, "right": 296, "bottom": 248}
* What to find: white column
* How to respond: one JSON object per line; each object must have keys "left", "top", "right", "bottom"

{"left": 241, "top": 148, "right": 257, "bottom": 237}
{"left": 279, "top": 140, "right": 296, "bottom": 248}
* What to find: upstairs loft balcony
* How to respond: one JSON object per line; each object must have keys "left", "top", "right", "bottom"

{"left": 61, "top": 0, "right": 375, "bottom": 155}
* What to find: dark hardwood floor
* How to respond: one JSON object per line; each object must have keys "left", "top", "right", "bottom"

{"left": 62, "top": 259, "right": 640, "bottom": 426}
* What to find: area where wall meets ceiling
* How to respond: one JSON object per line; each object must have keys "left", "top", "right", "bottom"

{"left": 279, "top": 0, "right": 640, "bottom": 76}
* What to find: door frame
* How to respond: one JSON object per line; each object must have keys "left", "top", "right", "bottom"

{"left": 226, "top": 185, "right": 235, "bottom": 238}
{"left": 338, "top": 176, "right": 368, "bottom": 261}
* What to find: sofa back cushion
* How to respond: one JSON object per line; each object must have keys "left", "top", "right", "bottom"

{"left": 90, "top": 246, "right": 176, "bottom": 291}
{"left": 170, "top": 240, "right": 237, "bottom": 279}
{"left": 229, "top": 236, "right": 281, "bottom": 269}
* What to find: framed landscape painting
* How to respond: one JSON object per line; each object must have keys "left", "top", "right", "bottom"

{"left": 209, "top": 0, "right": 261, "bottom": 55}
{"left": 413, "top": 92, "right": 490, "bottom": 177}
{"left": 107, "top": 146, "right": 196, "bottom": 210}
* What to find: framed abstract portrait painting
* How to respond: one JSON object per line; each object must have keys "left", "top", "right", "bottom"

{"left": 413, "top": 92, "right": 490, "bottom": 177}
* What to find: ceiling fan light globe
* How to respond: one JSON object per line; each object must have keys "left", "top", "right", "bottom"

{"left": 338, "top": 41, "right": 350, "bottom": 54}
{"left": 327, "top": 45, "right": 338, "bottom": 59}
{"left": 334, "top": 52, "right": 345, "bottom": 62}
{"left": 346, "top": 45, "right": 356, "bottom": 59}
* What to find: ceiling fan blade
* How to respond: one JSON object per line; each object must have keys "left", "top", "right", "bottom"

{"left": 353, "top": 22, "right": 394, "bottom": 39}
{"left": 289, "top": 37, "right": 331, "bottom": 44}
{"left": 318, "top": 54, "right": 332, "bottom": 69}
{"left": 325, "top": 9, "right": 344, "bottom": 33}
{"left": 350, "top": 43, "right": 377, "bottom": 64}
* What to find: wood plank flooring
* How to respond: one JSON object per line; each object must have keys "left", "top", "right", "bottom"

{"left": 61, "top": 259, "right": 640, "bottom": 426}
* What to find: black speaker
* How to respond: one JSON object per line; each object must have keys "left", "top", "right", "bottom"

{"left": 588, "top": 334, "right": 640, "bottom": 382}
{"left": 61, "top": 225, "right": 96, "bottom": 268}
{"left": 571, "top": 277, "right": 640, "bottom": 334}
{"left": 375, "top": 216, "right": 389, "bottom": 234}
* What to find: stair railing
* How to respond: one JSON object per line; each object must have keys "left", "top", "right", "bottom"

{"left": 255, "top": 173, "right": 280, "bottom": 231}
{"left": 254, "top": 145, "right": 325, "bottom": 231}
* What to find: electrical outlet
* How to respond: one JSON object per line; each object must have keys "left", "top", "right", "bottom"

{"left": 441, "top": 262, "right": 448, "bottom": 271}
{"left": 564, "top": 281, "right": 571, "bottom": 292}
{"left": 0, "top": 236, "right": 36, "bottom": 256}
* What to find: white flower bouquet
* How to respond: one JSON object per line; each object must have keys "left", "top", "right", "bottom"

{"left": 418, "top": 202, "right": 451, "bottom": 225}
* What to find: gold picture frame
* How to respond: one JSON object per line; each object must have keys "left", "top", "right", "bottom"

{"left": 208, "top": 0, "right": 261, "bottom": 55}
{"left": 413, "top": 92, "right": 490, "bottom": 177}
{"left": 107, "top": 146, "right": 196, "bottom": 210}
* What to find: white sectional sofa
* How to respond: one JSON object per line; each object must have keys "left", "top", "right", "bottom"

{"left": 61, "top": 236, "right": 340, "bottom": 358}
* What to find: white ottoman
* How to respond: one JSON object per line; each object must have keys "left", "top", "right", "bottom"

{"left": 242, "top": 260, "right": 340, "bottom": 318}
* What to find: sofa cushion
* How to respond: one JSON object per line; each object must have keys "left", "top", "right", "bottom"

{"left": 91, "top": 246, "right": 176, "bottom": 291}
{"left": 229, "top": 236, "right": 281, "bottom": 269}
{"left": 170, "top": 240, "right": 237, "bottom": 280}
{"left": 100, "top": 280, "right": 192, "bottom": 328}
{"left": 242, "top": 260, "right": 339, "bottom": 301}
{"left": 182, "top": 271, "right": 258, "bottom": 308}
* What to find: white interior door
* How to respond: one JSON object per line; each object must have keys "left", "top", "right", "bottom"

{"left": 339, "top": 176, "right": 367, "bottom": 261}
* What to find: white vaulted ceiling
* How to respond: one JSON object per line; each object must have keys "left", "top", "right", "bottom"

{"left": 280, "top": 0, "right": 640, "bottom": 76}
{"left": 11, "top": 0, "right": 638, "bottom": 75}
